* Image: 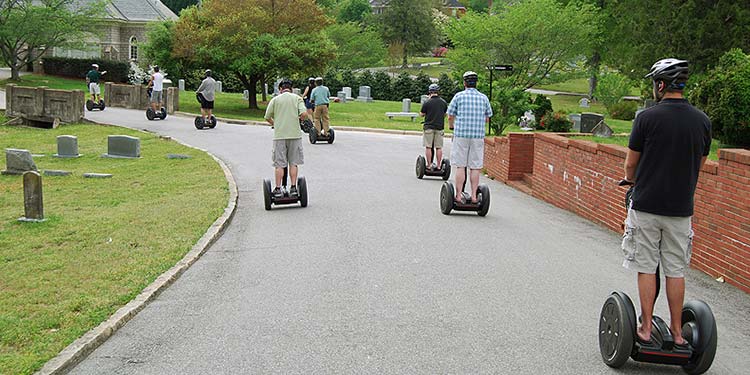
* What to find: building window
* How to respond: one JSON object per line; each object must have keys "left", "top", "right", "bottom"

{"left": 129, "top": 36, "right": 138, "bottom": 60}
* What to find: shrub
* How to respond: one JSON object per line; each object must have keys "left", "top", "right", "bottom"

{"left": 432, "top": 47, "right": 448, "bottom": 57}
{"left": 596, "top": 72, "right": 634, "bottom": 108}
{"left": 370, "top": 71, "right": 392, "bottom": 100}
{"left": 532, "top": 94, "right": 553, "bottom": 122}
{"left": 540, "top": 111, "right": 572, "bottom": 132}
{"left": 437, "top": 72, "right": 457, "bottom": 102}
{"left": 608, "top": 100, "right": 638, "bottom": 121}
{"left": 392, "top": 71, "right": 414, "bottom": 102}
{"left": 412, "top": 72, "right": 433, "bottom": 101}
{"left": 41, "top": 57, "right": 129, "bottom": 82}
{"left": 690, "top": 48, "right": 750, "bottom": 147}
{"left": 491, "top": 87, "right": 531, "bottom": 135}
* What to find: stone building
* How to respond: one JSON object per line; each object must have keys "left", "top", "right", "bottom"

{"left": 51, "top": 0, "right": 177, "bottom": 63}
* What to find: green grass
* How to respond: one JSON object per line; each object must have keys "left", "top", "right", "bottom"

{"left": 0, "top": 121, "right": 227, "bottom": 374}
{"left": 387, "top": 63, "right": 451, "bottom": 78}
{"left": 547, "top": 95, "right": 633, "bottom": 134}
{"left": 535, "top": 77, "right": 641, "bottom": 96}
{"left": 570, "top": 135, "right": 723, "bottom": 161}
{"left": 1, "top": 74, "right": 89, "bottom": 92}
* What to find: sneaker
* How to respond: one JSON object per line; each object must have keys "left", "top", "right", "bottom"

{"left": 289, "top": 185, "right": 298, "bottom": 196}
{"left": 273, "top": 187, "right": 283, "bottom": 199}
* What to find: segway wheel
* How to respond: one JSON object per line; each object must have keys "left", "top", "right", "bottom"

{"left": 146, "top": 108, "right": 156, "bottom": 121}
{"left": 440, "top": 182, "right": 455, "bottom": 215}
{"left": 327, "top": 128, "right": 335, "bottom": 144}
{"left": 681, "top": 300, "right": 718, "bottom": 375}
{"left": 208, "top": 115, "right": 217, "bottom": 128}
{"left": 99, "top": 100, "right": 105, "bottom": 111}
{"left": 263, "top": 178, "right": 273, "bottom": 211}
{"left": 309, "top": 130, "right": 317, "bottom": 144}
{"left": 477, "top": 184, "right": 491, "bottom": 217}
{"left": 194, "top": 117, "right": 204, "bottom": 130}
{"left": 442, "top": 159, "right": 451, "bottom": 181}
{"left": 416, "top": 155, "right": 426, "bottom": 179}
{"left": 86, "top": 100, "right": 94, "bottom": 111}
{"left": 298, "top": 176, "right": 308, "bottom": 208}
{"left": 160, "top": 107, "right": 167, "bottom": 120}
{"left": 599, "top": 292, "right": 636, "bottom": 368}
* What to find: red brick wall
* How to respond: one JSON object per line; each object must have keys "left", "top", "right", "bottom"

{"left": 484, "top": 132, "right": 750, "bottom": 294}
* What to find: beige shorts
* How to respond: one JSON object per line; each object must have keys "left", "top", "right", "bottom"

{"left": 450, "top": 137, "right": 484, "bottom": 169}
{"left": 272, "top": 138, "right": 304, "bottom": 168}
{"left": 423, "top": 129, "right": 444, "bottom": 148}
{"left": 88, "top": 82, "right": 101, "bottom": 95}
{"left": 622, "top": 209, "right": 694, "bottom": 277}
{"left": 150, "top": 90, "right": 163, "bottom": 103}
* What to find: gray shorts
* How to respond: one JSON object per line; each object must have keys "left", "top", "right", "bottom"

{"left": 450, "top": 137, "right": 484, "bottom": 169}
{"left": 423, "top": 129, "right": 444, "bottom": 148}
{"left": 88, "top": 82, "right": 100, "bottom": 95}
{"left": 151, "top": 90, "right": 163, "bottom": 103}
{"left": 622, "top": 209, "right": 694, "bottom": 277}
{"left": 272, "top": 138, "right": 304, "bottom": 168}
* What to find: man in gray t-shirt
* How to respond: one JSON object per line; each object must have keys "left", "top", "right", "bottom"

{"left": 196, "top": 69, "right": 216, "bottom": 123}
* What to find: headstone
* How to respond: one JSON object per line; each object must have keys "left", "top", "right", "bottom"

{"left": 167, "top": 154, "right": 191, "bottom": 159}
{"left": 579, "top": 97, "right": 590, "bottom": 108}
{"left": 402, "top": 98, "right": 411, "bottom": 113}
{"left": 644, "top": 99, "right": 656, "bottom": 108}
{"left": 243, "top": 90, "right": 249, "bottom": 100}
{"left": 273, "top": 79, "right": 281, "bottom": 96}
{"left": 592, "top": 121, "right": 614, "bottom": 138}
{"left": 44, "top": 170, "right": 72, "bottom": 176}
{"left": 357, "top": 86, "right": 373, "bottom": 102}
{"left": 84, "top": 173, "right": 113, "bottom": 179}
{"left": 2, "top": 148, "right": 37, "bottom": 175}
{"left": 580, "top": 113, "right": 605, "bottom": 133}
{"left": 178, "top": 79, "right": 185, "bottom": 91}
{"left": 342, "top": 87, "right": 352, "bottom": 99}
{"left": 569, "top": 113, "right": 581, "bottom": 132}
{"left": 292, "top": 88, "right": 301, "bottom": 96}
{"left": 54, "top": 135, "right": 80, "bottom": 158}
{"left": 420, "top": 95, "right": 429, "bottom": 104}
{"left": 19, "top": 171, "right": 45, "bottom": 222}
{"left": 103, "top": 135, "right": 140, "bottom": 158}
{"left": 337, "top": 91, "right": 347, "bottom": 103}
{"left": 216, "top": 81, "right": 222, "bottom": 93}
{"left": 264, "top": 83, "right": 269, "bottom": 95}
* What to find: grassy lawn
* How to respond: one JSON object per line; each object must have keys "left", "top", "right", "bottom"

{"left": 547, "top": 94, "right": 633, "bottom": 133}
{"left": 1, "top": 74, "right": 89, "bottom": 92}
{"left": 387, "top": 64, "right": 451, "bottom": 78}
{"left": 535, "top": 77, "right": 641, "bottom": 96}
{"left": 0, "top": 119, "right": 227, "bottom": 374}
{"left": 570, "top": 135, "right": 724, "bottom": 161}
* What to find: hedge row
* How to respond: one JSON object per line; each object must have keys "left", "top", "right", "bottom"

{"left": 41, "top": 57, "right": 129, "bottom": 83}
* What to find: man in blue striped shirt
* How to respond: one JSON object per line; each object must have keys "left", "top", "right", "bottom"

{"left": 447, "top": 71, "right": 493, "bottom": 204}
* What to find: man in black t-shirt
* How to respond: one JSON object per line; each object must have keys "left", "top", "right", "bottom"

{"left": 622, "top": 58, "right": 711, "bottom": 347}
{"left": 419, "top": 84, "right": 448, "bottom": 170}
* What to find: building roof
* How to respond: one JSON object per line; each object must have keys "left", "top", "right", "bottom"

{"left": 85, "top": 0, "right": 178, "bottom": 22}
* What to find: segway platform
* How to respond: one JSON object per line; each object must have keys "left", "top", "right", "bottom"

{"left": 146, "top": 107, "right": 167, "bottom": 121}
{"left": 416, "top": 156, "right": 450, "bottom": 180}
{"left": 263, "top": 168, "right": 308, "bottom": 210}
{"left": 309, "top": 128, "right": 335, "bottom": 144}
{"left": 86, "top": 99, "right": 105, "bottom": 111}
{"left": 194, "top": 115, "right": 217, "bottom": 130}
{"left": 439, "top": 181, "right": 490, "bottom": 216}
{"left": 598, "top": 291, "right": 717, "bottom": 374}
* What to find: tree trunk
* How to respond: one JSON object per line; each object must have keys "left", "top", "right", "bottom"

{"left": 588, "top": 50, "right": 601, "bottom": 99}
{"left": 402, "top": 44, "right": 408, "bottom": 68}
{"left": 10, "top": 53, "right": 20, "bottom": 80}
{"left": 237, "top": 72, "right": 260, "bottom": 109}
{"left": 261, "top": 74, "right": 267, "bottom": 102}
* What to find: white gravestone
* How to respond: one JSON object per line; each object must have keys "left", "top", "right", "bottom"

{"left": 357, "top": 86, "right": 373, "bottom": 102}
{"left": 103, "top": 135, "right": 140, "bottom": 159}
{"left": 178, "top": 79, "right": 185, "bottom": 91}
{"left": 402, "top": 99, "right": 411, "bottom": 113}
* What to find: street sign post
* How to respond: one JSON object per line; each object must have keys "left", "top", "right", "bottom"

{"left": 488, "top": 64, "right": 513, "bottom": 102}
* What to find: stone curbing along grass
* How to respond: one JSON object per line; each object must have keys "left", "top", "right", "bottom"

{"left": 0, "top": 121, "right": 228, "bottom": 374}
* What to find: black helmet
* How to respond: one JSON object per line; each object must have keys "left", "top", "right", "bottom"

{"left": 645, "top": 58, "right": 688, "bottom": 81}
{"left": 279, "top": 78, "right": 293, "bottom": 89}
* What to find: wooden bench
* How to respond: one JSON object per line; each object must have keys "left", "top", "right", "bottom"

{"left": 385, "top": 112, "right": 420, "bottom": 121}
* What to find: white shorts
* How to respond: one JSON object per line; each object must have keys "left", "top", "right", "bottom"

{"left": 450, "top": 137, "right": 484, "bottom": 169}
{"left": 622, "top": 209, "right": 694, "bottom": 278}
{"left": 89, "top": 82, "right": 101, "bottom": 95}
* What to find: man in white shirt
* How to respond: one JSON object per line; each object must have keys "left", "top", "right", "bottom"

{"left": 148, "top": 66, "right": 165, "bottom": 113}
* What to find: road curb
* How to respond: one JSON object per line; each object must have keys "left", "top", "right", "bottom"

{"left": 34, "top": 124, "right": 239, "bottom": 375}
{"left": 172, "top": 111, "right": 453, "bottom": 138}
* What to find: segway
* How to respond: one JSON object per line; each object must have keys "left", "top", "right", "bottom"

{"left": 145, "top": 88, "right": 167, "bottom": 121}
{"left": 194, "top": 93, "right": 217, "bottom": 129}
{"left": 300, "top": 118, "right": 314, "bottom": 134}
{"left": 416, "top": 146, "right": 450, "bottom": 180}
{"left": 85, "top": 99, "right": 105, "bottom": 111}
{"left": 263, "top": 167, "right": 308, "bottom": 210}
{"left": 439, "top": 168, "right": 490, "bottom": 216}
{"left": 598, "top": 180, "right": 717, "bottom": 374}
{"left": 309, "top": 127, "right": 335, "bottom": 144}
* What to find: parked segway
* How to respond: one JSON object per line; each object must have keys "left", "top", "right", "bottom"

{"left": 194, "top": 93, "right": 217, "bottom": 129}
{"left": 263, "top": 167, "right": 308, "bottom": 210}
{"left": 85, "top": 98, "right": 105, "bottom": 111}
{"left": 598, "top": 180, "right": 717, "bottom": 374}
{"left": 309, "top": 127, "right": 335, "bottom": 144}
{"left": 416, "top": 146, "right": 450, "bottom": 180}
{"left": 439, "top": 168, "right": 490, "bottom": 216}
{"left": 145, "top": 88, "right": 167, "bottom": 121}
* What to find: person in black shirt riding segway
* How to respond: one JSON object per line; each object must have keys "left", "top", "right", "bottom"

{"left": 420, "top": 83, "right": 449, "bottom": 171}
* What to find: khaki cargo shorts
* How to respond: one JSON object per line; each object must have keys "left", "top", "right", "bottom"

{"left": 423, "top": 129, "right": 444, "bottom": 148}
{"left": 272, "top": 138, "right": 304, "bottom": 168}
{"left": 622, "top": 209, "right": 694, "bottom": 278}
{"left": 88, "top": 82, "right": 101, "bottom": 95}
{"left": 450, "top": 137, "right": 484, "bottom": 169}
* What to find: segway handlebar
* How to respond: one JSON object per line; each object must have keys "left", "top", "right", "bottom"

{"left": 618, "top": 179, "right": 634, "bottom": 186}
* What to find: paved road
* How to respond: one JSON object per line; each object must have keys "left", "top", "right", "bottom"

{"left": 70, "top": 108, "right": 749, "bottom": 374}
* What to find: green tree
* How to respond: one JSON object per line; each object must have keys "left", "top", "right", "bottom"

{"left": 437, "top": 72, "right": 457, "bottom": 102}
{"left": 379, "top": 0, "right": 439, "bottom": 68}
{"left": 0, "top": 0, "right": 104, "bottom": 80}
{"left": 337, "top": 0, "right": 370, "bottom": 23}
{"left": 171, "top": 0, "right": 335, "bottom": 109}
{"left": 162, "top": 0, "right": 199, "bottom": 14}
{"left": 392, "top": 71, "right": 414, "bottom": 101}
{"left": 467, "top": 0, "right": 490, "bottom": 12}
{"left": 325, "top": 23, "right": 387, "bottom": 69}
{"left": 447, "top": 0, "right": 600, "bottom": 91}
{"left": 413, "top": 72, "right": 433, "bottom": 101}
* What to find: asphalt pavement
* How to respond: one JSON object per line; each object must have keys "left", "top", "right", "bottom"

{"left": 68, "top": 107, "right": 750, "bottom": 374}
